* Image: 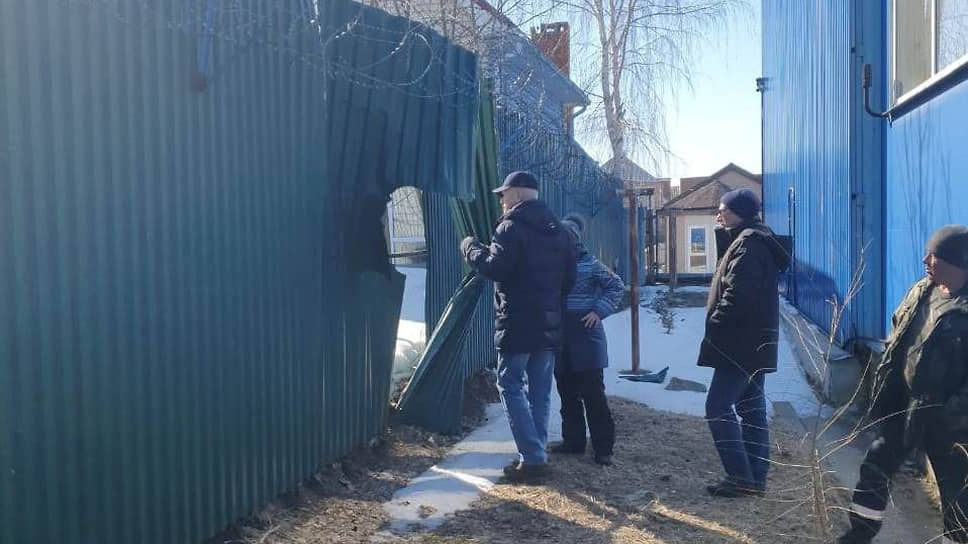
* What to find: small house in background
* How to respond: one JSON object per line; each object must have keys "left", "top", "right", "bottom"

{"left": 658, "top": 163, "right": 762, "bottom": 277}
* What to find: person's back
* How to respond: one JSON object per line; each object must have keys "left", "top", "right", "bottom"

{"left": 552, "top": 213, "right": 623, "bottom": 465}
{"left": 490, "top": 198, "right": 575, "bottom": 352}
{"left": 460, "top": 171, "right": 576, "bottom": 483}
{"left": 566, "top": 251, "right": 623, "bottom": 318}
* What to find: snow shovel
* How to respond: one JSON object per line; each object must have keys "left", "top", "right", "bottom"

{"left": 619, "top": 366, "right": 669, "bottom": 383}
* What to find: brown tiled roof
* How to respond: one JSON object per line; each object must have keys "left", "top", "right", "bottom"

{"left": 659, "top": 162, "right": 762, "bottom": 213}
{"left": 660, "top": 179, "right": 732, "bottom": 212}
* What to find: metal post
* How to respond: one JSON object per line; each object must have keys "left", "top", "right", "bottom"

{"left": 644, "top": 189, "right": 655, "bottom": 285}
{"left": 669, "top": 215, "right": 678, "bottom": 291}
{"left": 627, "top": 187, "right": 641, "bottom": 374}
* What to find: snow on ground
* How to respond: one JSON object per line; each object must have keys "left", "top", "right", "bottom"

{"left": 394, "top": 267, "right": 427, "bottom": 383}
{"left": 397, "top": 267, "right": 426, "bottom": 323}
{"left": 382, "top": 284, "right": 821, "bottom": 532}
{"left": 604, "top": 286, "right": 819, "bottom": 419}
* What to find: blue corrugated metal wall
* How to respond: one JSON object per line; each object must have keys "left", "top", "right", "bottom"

{"left": 761, "top": 0, "right": 885, "bottom": 342}
{"left": 0, "top": 1, "right": 478, "bottom": 542}
{"left": 884, "top": 77, "right": 968, "bottom": 319}
{"left": 851, "top": 0, "right": 887, "bottom": 341}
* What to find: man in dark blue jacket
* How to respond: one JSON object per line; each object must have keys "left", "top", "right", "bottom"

{"left": 461, "top": 171, "right": 576, "bottom": 483}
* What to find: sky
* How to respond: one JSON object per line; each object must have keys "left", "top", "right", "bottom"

{"left": 523, "top": 1, "right": 763, "bottom": 178}
{"left": 656, "top": 2, "right": 763, "bottom": 178}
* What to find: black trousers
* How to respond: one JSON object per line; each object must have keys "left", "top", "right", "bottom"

{"left": 848, "top": 409, "right": 968, "bottom": 542}
{"left": 554, "top": 367, "right": 615, "bottom": 456}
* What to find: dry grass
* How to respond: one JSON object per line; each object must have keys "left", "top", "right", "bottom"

{"left": 206, "top": 424, "right": 458, "bottom": 544}
{"left": 415, "top": 397, "right": 850, "bottom": 544}
{"left": 217, "top": 394, "right": 860, "bottom": 544}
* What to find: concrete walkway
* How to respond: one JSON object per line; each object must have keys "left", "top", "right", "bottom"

{"left": 380, "top": 398, "right": 563, "bottom": 533}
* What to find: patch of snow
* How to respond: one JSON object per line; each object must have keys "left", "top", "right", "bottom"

{"left": 397, "top": 266, "right": 426, "bottom": 322}
{"left": 384, "top": 401, "right": 563, "bottom": 532}
{"left": 393, "top": 267, "right": 428, "bottom": 384}
{"left": 393, "top": 320, "right": 426, "bottom": 384}
{"left": 602, "top": 287, "right": 819, "bottom": 419}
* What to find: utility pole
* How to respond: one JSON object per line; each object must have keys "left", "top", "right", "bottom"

{"left": 627, "top": 187, "right": 640, "bottom": 374}
{"left": 623, "top": 186, "right": 653, "bottom": 375}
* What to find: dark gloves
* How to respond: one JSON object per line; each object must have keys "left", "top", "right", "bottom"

{"left": 460, "top": 236, "right": 478, "bottom": 257}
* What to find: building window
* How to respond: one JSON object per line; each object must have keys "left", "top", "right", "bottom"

{"left": 688, "top": 226, "right": 707, "bottom": 271}
{"left": 892, "top": 0, "right": 968, "bottom": 103}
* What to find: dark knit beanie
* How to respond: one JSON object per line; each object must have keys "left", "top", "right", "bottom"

{"left": 926, "top": 225, "right": 968, "bottom": 270}
{"left": 720, "top": 188, "right": 761, "bottom": 220}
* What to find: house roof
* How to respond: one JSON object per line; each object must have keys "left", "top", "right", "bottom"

{"left": 659, "top": 162, "right": 762, "bottom": 214}
{"left": 481, "top": 32, "right": 588, "bottom": 128}
{"left": 708, "top": 162, "right": 762, "bottom": 181}
{"left": 470, "top": 0, "right": 519, "bottom": 30}
{"left": 660, "top": 178, "right": 733, "bottom": 213}
{"left": 601, "top": 157, "right": 655, "bottom": 182}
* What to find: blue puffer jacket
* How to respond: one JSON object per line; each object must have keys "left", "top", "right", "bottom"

{"left": 561, "top": 251, "right": 625, "bottom": 371}
{"left": 463, "top": 199, "right": 577, "bottom": 353}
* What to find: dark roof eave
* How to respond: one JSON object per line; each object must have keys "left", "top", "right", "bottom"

{"left": 657, "top": 207, "right": 719, "bottom": 216}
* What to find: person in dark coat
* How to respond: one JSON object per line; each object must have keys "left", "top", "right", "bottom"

{"left": 839, "top": 226, "right": 968, "bottom": 544}
{"left": 461, "top": 171, "right": 576, "bottom": 483}
{"left": 548, "top": 213, "right": 624, "bottom": 466}
{"left": 699, "top": 188, "right": 790, "bottom": 497}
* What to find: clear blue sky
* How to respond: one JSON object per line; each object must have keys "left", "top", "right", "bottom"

{"left": 659, "top": 1, "right": 762, "bottom": 178}
{"left": 561, "top": 2, "right": 763, "bottom": 178}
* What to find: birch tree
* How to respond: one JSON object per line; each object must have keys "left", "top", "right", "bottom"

{"left": 546, "top": 0, "right": 743, "bottom": 167}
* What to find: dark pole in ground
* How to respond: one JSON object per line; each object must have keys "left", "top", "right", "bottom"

{"left": 627, "top": 187, "right": 641, "bottom": 374}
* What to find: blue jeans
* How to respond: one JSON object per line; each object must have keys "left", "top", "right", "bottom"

{"left": 497, "top": 350, "right": 555, "bottom": 465}
{"left": 705, "top": 366, "right": 769, "bottom": 487}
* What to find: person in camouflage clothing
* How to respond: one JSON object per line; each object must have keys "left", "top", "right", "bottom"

{"left": 840, "top": 225, "right": 968, "bottom": 544}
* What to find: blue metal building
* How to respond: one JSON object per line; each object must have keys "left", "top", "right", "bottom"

{"left": 762, "top": 0, "right": 968, "bottom": 342}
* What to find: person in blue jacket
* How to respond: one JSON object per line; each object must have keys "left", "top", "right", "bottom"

{"left": 550, "top": 213, "right": 625, "bottom": 466}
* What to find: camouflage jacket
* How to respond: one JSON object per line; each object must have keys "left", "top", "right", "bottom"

{"left": 873, "top": 278, "right": 968, "bottom": 436}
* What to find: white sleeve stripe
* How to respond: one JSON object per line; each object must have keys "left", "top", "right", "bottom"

{"left": 850, "top": 502, "right": 885, "bottom": 521}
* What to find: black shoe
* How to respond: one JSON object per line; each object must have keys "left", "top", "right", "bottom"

{"left": 503, "top": 460, "right": 521, "bottom": 476}
{"left": 548, "top": 441, "right": 585, "bottom": 454}
{"left": 836, "top": 530, "right": 873, "bottom": 544}
{"left": 593, "top": 454, "right": 613, "bottom": 466}
{"left": 706, "top": 479, "right": 765, "bottom": 498}
{"left": 503, "top": 462, "right": 550, "bottom": 484}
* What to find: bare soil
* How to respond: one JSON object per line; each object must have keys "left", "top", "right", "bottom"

{"left": 214, "top": 378, "right": 944, "bottom": 544}
{"left": 417, "top": 397, "right": 849, "bottom": 544}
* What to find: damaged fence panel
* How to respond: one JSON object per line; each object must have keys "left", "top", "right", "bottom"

{"left": 396, "top": 89, "right": 502, "bottom": 434}
{"left": 0, "top": 1, "right": 477, "bottom": 542}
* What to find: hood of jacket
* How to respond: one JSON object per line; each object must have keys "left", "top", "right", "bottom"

{"left": 726, "top": 221, "right": 791, "bottom": 272}
{"left": 502, "top": 199, "right": 564, "bottom": 237}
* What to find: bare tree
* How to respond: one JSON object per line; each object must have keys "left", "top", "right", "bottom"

{"left": 518, "top": 0, "right": 745, "bottom": 168}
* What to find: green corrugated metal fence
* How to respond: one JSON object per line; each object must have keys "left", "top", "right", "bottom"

{"left": 0, "top": 1, "right": 478, "bottom": 542}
